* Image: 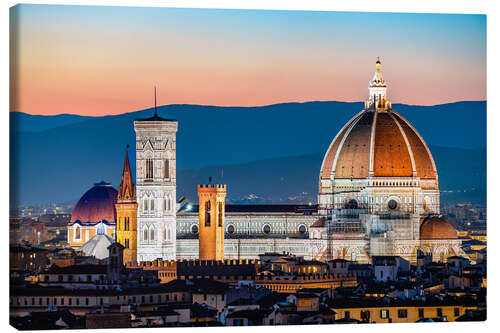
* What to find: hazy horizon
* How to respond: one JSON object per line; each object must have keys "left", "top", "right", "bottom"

{"left": 11, "top": 99, "right": 487, "bottom": 117}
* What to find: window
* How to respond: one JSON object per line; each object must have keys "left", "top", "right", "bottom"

{"left": 397, "top": 309, "right": 407, "bottom": 318}
{"left": 150, "top": 199, "right": 155, "bottom": 211}
{"left": 218, "top": 202, "right": 223, "bottom": 227}
{"left": 205, "top": 201, "right": 211, "bottom": 226}
{"left": 298, "top": 225, "right": 307, "bottom": 234}
{"left": 454, "top": 308, "right": 460, "bottom": 317}
{"left": 87, "top": 275, "right": 92, "bottom": 282}
{"left": 125, "top": 239, "right": 129, "bottom": 249}
{"left": 158, "top": 295, "right": 162, "bottom": 303}
{"left": 191, "top": 225, "right": 199, "bottom": 234}
{"left": 344, "top": 311, "right": 350, "bottom": 319}
{"left": 380, "top": 310, "right": 389, "bottom": 319}
{"left": 345, "top": 199, "right": 358, "bottom": 209}
{"left": 69, "top": 298, "right": 72, "bottom": 305}
{"left": 58, "top": 275, "right": 63, "bottom": 282}
{"left": 146, "top": 159, "right": 154, "bottom": 179}
{"left": 143, "top": 229, "right": 148, "bottom": 241}
{"left": 150, "top": 228, "right": 155, "bottom": 241}
{"left": 68, "top": 275, "right": 73, "bottom": 281}
{"left": 263, "top": 224, "right": 271, "bottom": 234}
{"left": 39, "top": 298, "right": 42, "bottom": 305}
{"left": 75, "top": 226, "right": 81, "bottom": 239}
{"left": 227, "top": 225, "right": 235, "bottom": 234}
{"left": 76, "top": 298, "right": 80, "bottom": 305}
{"left": 164, "top": 160, "right": 169, "bottom": 178}
{"left": 418, "top": 308, "right": 424, "bottom": 318}
{"left": 361, "top": 310, "right": 370, "bottom": 322}
{"left": 437, "top": 308, "right": 443, "bottom": 317}
{"left": 150, "top": 295, "right": 153, "bottom": 302}
{"left": 61, "top": 298, "right": 64, "bottom": 305}
{"left": 388, "top": 199, "right": 398, "bottom": 210}
{"left": 143, "top": 199, "right": 148, "bottom": 212}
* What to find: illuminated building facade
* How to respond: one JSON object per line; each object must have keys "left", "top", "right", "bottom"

{"left": 134, "top": 102, "right": 178, "bottom": 262}
{"left": 115, "top": 148, "right": 138, "bottom": 264}
{"left": 197, "top": 184, "right": 227, "bottom": 260}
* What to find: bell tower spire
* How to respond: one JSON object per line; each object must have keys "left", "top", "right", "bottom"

{"left": 115, "top": 144, "right": 139, "bottom": 264}
{"left": 117, "top": 145, "right": 136, "bottom": 203}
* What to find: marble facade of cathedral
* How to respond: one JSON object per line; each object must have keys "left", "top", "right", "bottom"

{"left": 69, "top": 60, "right": 464, "bottom": 264}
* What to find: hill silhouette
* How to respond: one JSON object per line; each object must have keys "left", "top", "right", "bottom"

{"left": 9, "top": 100, "right": 486, "bottom": 206}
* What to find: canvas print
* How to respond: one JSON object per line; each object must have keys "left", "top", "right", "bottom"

{"left": 9, "top": 4, "right": 486, "bottom": 329}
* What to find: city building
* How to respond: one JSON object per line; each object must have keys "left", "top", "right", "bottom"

{"left": 115, "top": 148, "right": 139, "bottom": 264}
{"left": 134, "top": 92, "right": 178, "bottom": 261}
{"left": 65, "top": 60, "right": 464, "bottom": 264}
{"left": 67, "top": 182, "right": 117, "bottom": 248}
{"left": 197, "top": 184, "right": 227, "bottom": 260}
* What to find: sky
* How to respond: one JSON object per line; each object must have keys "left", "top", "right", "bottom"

{"left": 10, "top": 4, "right": 486, "bottom": 116}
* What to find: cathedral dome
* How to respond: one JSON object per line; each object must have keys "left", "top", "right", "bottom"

{"left": 420, "top": 216, "right": 458, "bottom": 240}
{"left": 71, "top": 181, "right": 118, "bottom": 223}
{"left": 320, "top": 60, "right": 437, "bottom": 182}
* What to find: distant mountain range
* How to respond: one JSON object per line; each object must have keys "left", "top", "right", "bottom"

{"left": 10, "top": 101, "right": 486, "bottom": 206}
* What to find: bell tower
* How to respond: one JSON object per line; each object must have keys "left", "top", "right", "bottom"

{"left": 197, "top": 184, "right": 226, "bottom": 260}
{"left": 115, "top": 147, "right": 138, "bottom": 264}
{"left": 134, "top": 88, "right": 178, "bottom": 261}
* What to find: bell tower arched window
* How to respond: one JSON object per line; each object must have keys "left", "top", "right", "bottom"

{"left": 164, "top": 160, "right": 169, "bottom": 178}
{"left": 146, "top": 159, "right": 154, "bottom": 179}
{"left": 218, "top": 202, "right": 223, "bottom": 227}
{"left": 205, "top": 201, "right": 211, "bottom": 227}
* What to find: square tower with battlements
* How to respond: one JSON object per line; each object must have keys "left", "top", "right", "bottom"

{"left": 198, "top": 184, "right": 227, "bottom": 260}
{"left": 134, "top": 98, "right": 178, "bottom": 262}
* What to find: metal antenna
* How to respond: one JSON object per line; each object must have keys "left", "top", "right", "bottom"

{"left": 154, "top": 86, "right": 158, "bottom": 117}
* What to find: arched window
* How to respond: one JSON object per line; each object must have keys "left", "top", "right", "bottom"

{"left": 150, "top": 228, "right": 155, "bottom": 241}
{"left": 163, "top": 198, "right": 167, "bottom": 211}
{"left": 143, "top": 199, "right": 148, "bottom": 212}
{"left": 167, "top": 197, "right": 171, "bottom": 212}
{"left": 168, "top": 228, "right": 171, "bottom": 240}
{"left": 205, "top": 201, "right": 211, "bottom": 226}
{"left": 146, "top": 159, "right": 154, "bottom": 179}
{"left": 218, "top": 202, "right": 223, "bottom": 227}
{"left": 164, "top": 160, "right": 169, "bottom": 178}
{"left": 150, "top": 199, "right": 154, "bottom": 211}
{"left": 143, "top": 229, "right": 148, "bottom": 241}
{"left": 164, "top": 228, "right": 167, "bottom": 241}
{"left": 75, "top": 226, "right": 81, "bottom": 240}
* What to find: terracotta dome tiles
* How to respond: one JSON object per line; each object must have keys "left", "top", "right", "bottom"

{"left": 373, "top": 112, "right": 413, "bottom": 177}
{"left": 320, "top": 109, "right": 437, "bottom": 181}
{"left": 334, "top": 112, "right": 373, "bottom": 178}
{"left": 320, "top": 111, "right": 363, "bottom": 179}
{"left": 420, "top": 216, "right": 458, "bottom": 240}
{"left": 392, "top": 112, "right": 437, "bottom": 179}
